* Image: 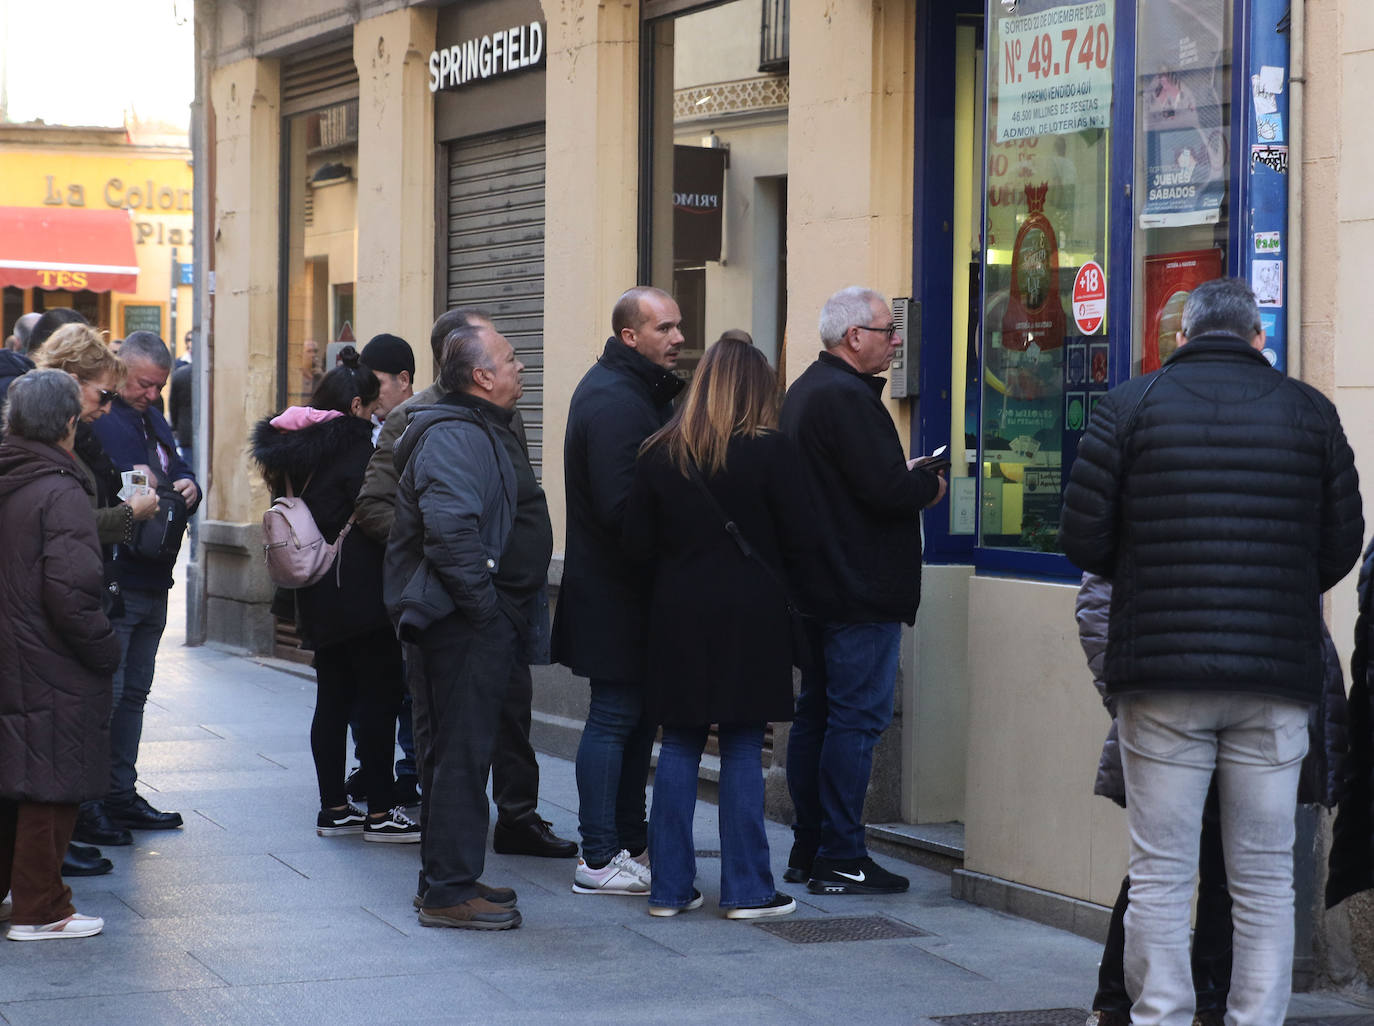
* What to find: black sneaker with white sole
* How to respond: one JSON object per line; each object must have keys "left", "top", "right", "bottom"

{"left": 363, "top": 806, "right": 421, "bottom": 843}
{"left": 317, "top": 803, "right": 366, "bottom": 836}
{"left": 807, "top": 855, "right": 910, "bottom": 895}
{"left": 724, "top": 891, "right": 797, "bottom": 919}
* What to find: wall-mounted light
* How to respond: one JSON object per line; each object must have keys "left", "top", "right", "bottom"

{"left": 309, "top": 162, "right": 351, "bottom": 187}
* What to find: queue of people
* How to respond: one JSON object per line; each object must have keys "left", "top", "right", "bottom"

{"left": 5, "top": 271, "right": 1372, "bottom": 1026}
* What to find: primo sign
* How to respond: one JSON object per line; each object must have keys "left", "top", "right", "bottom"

{"left": 428, "top": 23, "right": 546, "bottom": 91}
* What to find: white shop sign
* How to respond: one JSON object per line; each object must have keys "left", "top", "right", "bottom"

{"left": 428, "top": 22, "right": 545, "bottom": 92}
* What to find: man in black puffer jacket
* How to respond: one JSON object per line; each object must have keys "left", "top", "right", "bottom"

{"left": 1061, "top": 277, "right": 1362, "bottom": 1026}
{"left": 780, "top": 286, "right": 946, "bottom": 897}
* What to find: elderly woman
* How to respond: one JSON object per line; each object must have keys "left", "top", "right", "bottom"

{"left": 0, "top": 371, "right": 122, "bottom": 940}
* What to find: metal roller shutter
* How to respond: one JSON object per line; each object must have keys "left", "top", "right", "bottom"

{"left": 446, "top": 124, "right": 546, "bottom": 477}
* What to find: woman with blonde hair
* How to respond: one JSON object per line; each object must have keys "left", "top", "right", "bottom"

{"left": 623, "top": 335, "right": 815, "bottom": 920}
{"left": 35, "top": 323, "right": 158, "bottom": 542}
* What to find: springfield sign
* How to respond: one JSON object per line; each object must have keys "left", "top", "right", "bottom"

{"left": 429, "top": 22, "right": 545, "bottom": 91}
{"left": 995, "top": 0, "right": 1114, "bottom": 142}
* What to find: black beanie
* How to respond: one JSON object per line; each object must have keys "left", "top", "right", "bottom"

{"left": 360, "top": 333, "right": 415, "bottom": 377}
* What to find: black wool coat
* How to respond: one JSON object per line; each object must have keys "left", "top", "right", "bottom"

{"left": 552, "top": 338, "right": 684, "bottom": 683}
{"left": 624, "top": 433, "right": 817, "bottom": 727}
{"left": 1060, "top": 334, "right": 1363, "bottom": 705}
{"left": 780, "top": 350, "right": 940, "bottom": 625}
{"left": 250, "top": 413, "right": 390, "bottom": 651}
{"left": 0, "top": 437, "right": 122, "bottom": 803}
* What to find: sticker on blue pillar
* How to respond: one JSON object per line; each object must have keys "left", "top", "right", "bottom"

{"left": 1252, "top": 261, "right": 1284, "bottom": 308}
{"left": 1253, "top": 65, "right": 1286, "bottom": 142}
{"left": 1254, "top": 232, "right": 1282, "bottom": 255}
{"left": 1251, "top": 145, "right": 1288, "bottom": 175}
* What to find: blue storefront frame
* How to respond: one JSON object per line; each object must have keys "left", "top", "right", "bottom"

{"left": 917, "top": 0, "right": 1286, "bottom": 580}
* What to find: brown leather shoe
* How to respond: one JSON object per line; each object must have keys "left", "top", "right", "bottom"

{"left": 418, "top": 897, "right": 522, "bottom": 930}
{"left": 413, "top": 882, "right": 517, "bottom": 910}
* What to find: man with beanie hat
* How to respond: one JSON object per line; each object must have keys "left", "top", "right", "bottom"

{"left": 360, "top": 333, "right": 416, "bottom": 445}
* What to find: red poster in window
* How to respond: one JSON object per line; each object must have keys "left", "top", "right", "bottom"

{"left": 1141, "top": 248, "right": 1223, "bottom": 372}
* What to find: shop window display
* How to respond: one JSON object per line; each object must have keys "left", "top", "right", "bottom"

{"left": 280, "top": 100, "right": 359, "bottom": 409}
{"left": 980, "top": 0, "right": 1113, "bottom": 553}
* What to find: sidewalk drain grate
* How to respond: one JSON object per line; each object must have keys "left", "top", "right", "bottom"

{"left": 694, "top": 849, "right": 721, "bottom": 858}
{"left": 1288, "top": 1018, "right": 1374, "bottom": 1026}
{"left": 754, "top": 915, "right": 928, "bottom": 944}
{"left": 933, "top": 1011, "right": 1086, "bottom": 1026}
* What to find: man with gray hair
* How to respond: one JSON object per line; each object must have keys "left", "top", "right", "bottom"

{"left": 780, "top": 285, "right": 947, "bottom": 896}
{"left": 384, "top": 317, "right": 548, "bottom": 930}
{"left": 0, "top": 313, "right": 43, "bottom": 419}
{"left": 78, "top": 331, "right": 200, "bottom": 847}
{"left": 1061, "top": 277, "right": 1362, "bottom": 1026}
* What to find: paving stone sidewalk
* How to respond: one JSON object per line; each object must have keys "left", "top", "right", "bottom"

{"left": 3, "top": 597, "right": 1371, "bottom": 1025}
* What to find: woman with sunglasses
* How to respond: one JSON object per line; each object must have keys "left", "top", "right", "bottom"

{"left": 35, "top": 324, "right": 159, "bottom": 542}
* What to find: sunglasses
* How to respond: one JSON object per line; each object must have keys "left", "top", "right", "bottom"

{"left": 97, "top": 388, "right": 118, "bottom": 405}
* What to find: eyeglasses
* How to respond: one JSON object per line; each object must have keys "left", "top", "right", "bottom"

{"left": 97, "top": 389, "right": 118, "bottom": 405}
{"left": 857, "top": 324, "right": 899, "bottom": 339}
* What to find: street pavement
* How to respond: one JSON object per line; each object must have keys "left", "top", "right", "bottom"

{"left": 3, "top": 594, "right": 1372, "bottom": 1025}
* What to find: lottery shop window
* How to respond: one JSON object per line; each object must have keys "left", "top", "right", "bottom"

{"left": 980, "top": 0, "right": 1114, "bottom": 554}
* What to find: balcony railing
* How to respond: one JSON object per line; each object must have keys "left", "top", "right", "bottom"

{"left": 759, "top": 0, "right": 789, "bottom": 73}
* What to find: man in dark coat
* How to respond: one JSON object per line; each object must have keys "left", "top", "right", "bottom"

{"left": 78, "top": 331, "right": 200, "bottom": 847}
{"left": 356, "top": 313, "right": 575, "bottom": 859}
{"left": 780, "top": 285, "right": 946, "bottom": 897}
{"left": 1060, "top": 278, "right": 1363, "bottom": 1026}
{"left": 554, "top": 286, "right": 684, "bottom": 894}
{"left": 384, "top": 318, "right": 550, "bottom": 931}
{"left": 0, "top": 370, "right": 122, "bottom": 939}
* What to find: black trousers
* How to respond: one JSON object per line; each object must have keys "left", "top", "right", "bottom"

{"left": 414, "top": 608, "right": 525, "bottom": 908}
{"left": 311, "top": 627, "right": 405, "bottom": 816}
{"left": 1095, "top": 776, "right": 1233, "bottom": 1014}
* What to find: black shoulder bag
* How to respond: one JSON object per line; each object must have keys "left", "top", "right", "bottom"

{"left": 684, "top": 459, "right": 818, "bottom": 673}
{"left": 127, "top": 414, "right": 189, "bottom": 563}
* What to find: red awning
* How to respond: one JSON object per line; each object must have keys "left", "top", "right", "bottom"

{"left": 0, "top": 206, "right": 139, "bottom": 293}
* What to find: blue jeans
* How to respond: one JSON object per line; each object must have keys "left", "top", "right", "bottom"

{"left": 1118, "top": 692, "right": 1308, "bottom": 1026}
{"left": 650, "top": 723, "right": 774, "bottom": 909}
{"left": 575, "top": 679, "right": 653, "bottom": 865}
{"left": 108, "top": 588, "right": 169, "bottom": 804}
{"left": 786, "top": 621, "right": 901, "bottom": 861}
{"left": 350, "top": 693, "right": 418, "bottom": 779}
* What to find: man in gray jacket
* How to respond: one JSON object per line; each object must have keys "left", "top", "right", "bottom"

{"left": 359, "top": 310, "right": 574, "bottom": 860}
{"left": 384, "top": 318, "right": 552, "bottom": 931}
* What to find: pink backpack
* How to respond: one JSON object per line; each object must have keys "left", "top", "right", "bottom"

{"left": 261, "top": 474, "right": 354, "bottom": 588}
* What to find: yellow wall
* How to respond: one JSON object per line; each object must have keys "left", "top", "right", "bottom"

{"left": 0, "top": 147, "right": 194, "bottom": 350}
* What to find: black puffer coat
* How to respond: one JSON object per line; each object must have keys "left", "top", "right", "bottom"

{"left": 1061, "top": 334, "right": 1363, "bottom": 705}
{"left": 1328, "top": 539, "right": 1374, "bottom": 908}
{"left": 0, "top": 436, "right": 121, "bottom": 803}
{"left": 1076, "top": 572, "right": 1347, "bottom": 809}
{"left": 250, "top": 413, "right": 390, "bottom": 651}
{"left": 780, "top": 351, "right": 941, "bottom": 625}
{"left": 552, "top": 338, "right": 683, "bottom": 683}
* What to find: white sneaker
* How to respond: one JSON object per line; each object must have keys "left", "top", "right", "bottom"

{"left": 7, "top": 912, "right": 104, "bottom": 940}
{"left": 573, "top": 849, "right": 651, "bottom": 894}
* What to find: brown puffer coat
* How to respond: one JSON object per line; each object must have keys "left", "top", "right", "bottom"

{"left": 0, "top": 436, "right": 122, "bottom": 803}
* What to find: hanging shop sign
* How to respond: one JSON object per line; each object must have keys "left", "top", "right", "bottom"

{"left": 994, "top": 0, "right": 1114, "bottom": 142}
{"left": 672, "top": 146, "right": 728, "bottom": 264}
{"left": 428, "top": 22, "right": 545, "bottom": 92}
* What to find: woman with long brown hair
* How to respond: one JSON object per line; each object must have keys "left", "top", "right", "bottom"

{"left": 623, "top": 335, "right": 815, "bottom": 919}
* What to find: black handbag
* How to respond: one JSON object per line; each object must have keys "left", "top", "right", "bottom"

{"left": 685, "top": 459, "right": 817, "bottom": 673}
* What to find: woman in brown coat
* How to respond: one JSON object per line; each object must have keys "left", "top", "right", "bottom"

{"left": 0, "top": 370, "right": 122, "bottom": 940}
